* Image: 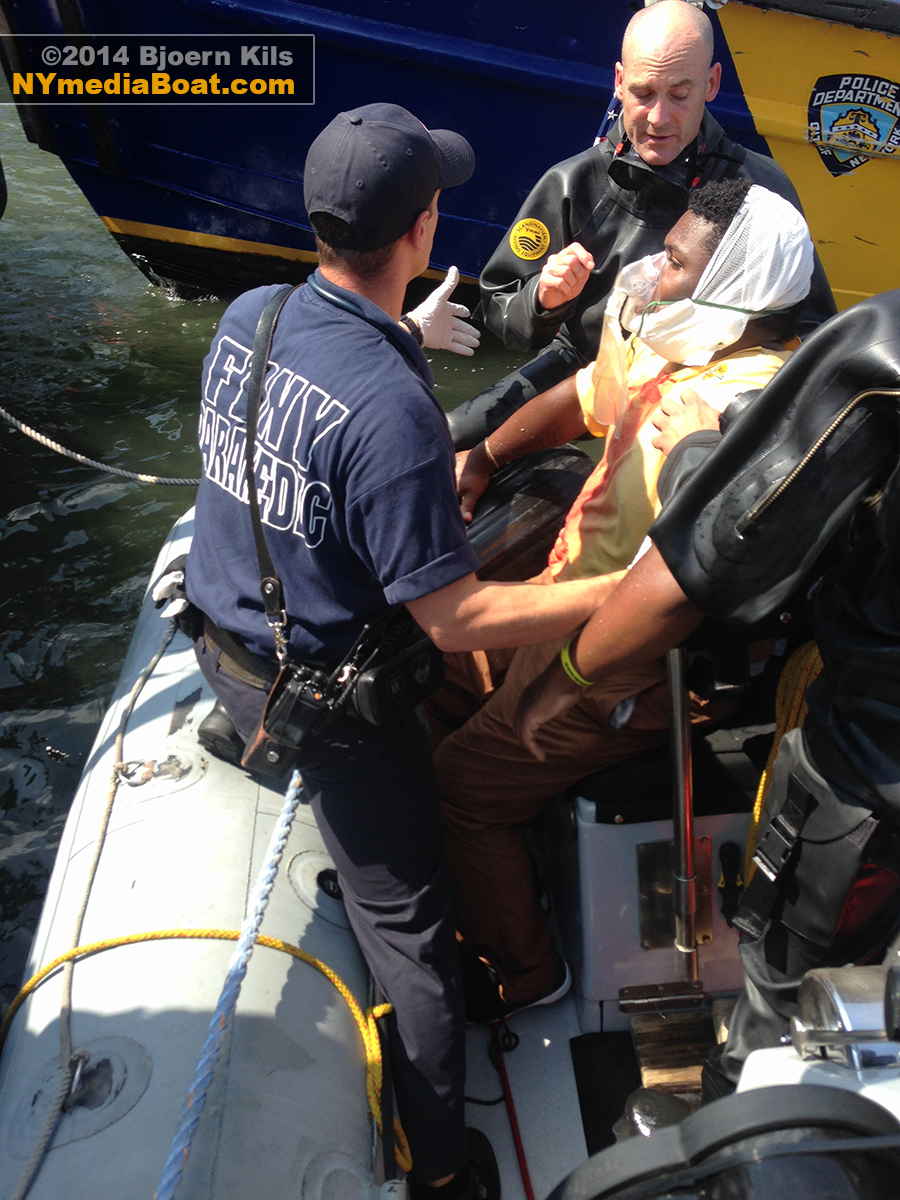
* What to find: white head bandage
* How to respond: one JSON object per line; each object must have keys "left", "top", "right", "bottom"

{"left": 626, "top": 184, "right": 815, "bottom": 366}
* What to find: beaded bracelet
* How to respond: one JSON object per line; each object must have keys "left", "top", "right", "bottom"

{"left": 560, "top": 638, "right": 593, "bottom": 688}
{"left": 483, "top": 438, "right": 500, "bottom": 470}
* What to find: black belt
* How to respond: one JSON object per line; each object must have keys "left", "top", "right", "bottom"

{"left": 202, "top": 614, "right": 280, "bottom": 688}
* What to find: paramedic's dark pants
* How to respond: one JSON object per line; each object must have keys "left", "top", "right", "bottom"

{"left": 194, "top": 636, "right": 468, "bottom": 1183}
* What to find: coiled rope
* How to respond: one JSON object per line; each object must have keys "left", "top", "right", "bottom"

{"left": 744, "top": 640, "right": 824, "bottom": 885}
{"left": 8, "top": 620, "right": 178, "bottom": 1200}
{"left": 0, "top": 402, "right": 200, "bottom": 486}
{"left": 0, "top": 926, "right": 410, "bottom": 1174}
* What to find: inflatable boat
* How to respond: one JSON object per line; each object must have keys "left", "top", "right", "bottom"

{"left": 2, "top": 449, "right": 900, "bottom": 1198}
{"left": 0, "top": 453, "right": 601, "bottom": 1200}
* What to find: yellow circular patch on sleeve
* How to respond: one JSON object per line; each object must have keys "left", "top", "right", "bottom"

{"left": 509, "top": 218, "right": 551, "bottom": 261}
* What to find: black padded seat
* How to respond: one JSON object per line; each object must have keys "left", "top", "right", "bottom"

{"left": 570, "top": 723, "right": 774, "bottom": 826}
{"left": 466, "top": 446, "right": 593, "bottom": 582}
{"left": 567, "top": 646, "right": 788, "bottom": 826}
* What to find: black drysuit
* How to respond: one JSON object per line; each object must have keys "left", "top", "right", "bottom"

{"left": 651, "top": 290, "right": 900, "bottom": 1081}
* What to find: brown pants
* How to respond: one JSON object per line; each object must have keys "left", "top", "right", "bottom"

{"left": 435, "top": 637, "right": 718, "bottom": 1004}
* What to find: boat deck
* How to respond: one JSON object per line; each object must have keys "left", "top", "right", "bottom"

{"left": 465, "top": 999, "right": 588, "bottom": 1200}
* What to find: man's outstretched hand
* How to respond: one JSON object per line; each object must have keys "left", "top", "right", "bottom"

{"left": 407, "top": 266, "right": 481, "bottom": 356}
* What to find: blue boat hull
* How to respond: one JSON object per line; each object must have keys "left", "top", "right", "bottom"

{"left": 0, "top": 0, "right": 766, "bottom": 297}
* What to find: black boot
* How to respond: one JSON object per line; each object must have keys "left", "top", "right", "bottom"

{"left": 197, "top": 700, "right": 245, "bottom": 766}
{"left": 409, "top": 1129, "right": 500, "bottom": 1200}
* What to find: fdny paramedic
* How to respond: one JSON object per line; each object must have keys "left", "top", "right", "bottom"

{"left": 184, "top": 103, "right": 626, "bottom": 1199}
{"left": 449, "top": 0, "right": 835, "bottom": 448}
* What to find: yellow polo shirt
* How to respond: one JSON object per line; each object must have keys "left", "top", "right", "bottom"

{"left": 547, "top": 336, "right": 792, "bottom": 582}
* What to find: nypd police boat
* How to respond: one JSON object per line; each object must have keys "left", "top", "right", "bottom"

{"left": 1, "top": 0, "right": 899, "bottom": 311}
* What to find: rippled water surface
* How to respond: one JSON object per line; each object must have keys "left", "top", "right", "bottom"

{"left": 0, "top": 81, "right": 528, "bottom": 1009}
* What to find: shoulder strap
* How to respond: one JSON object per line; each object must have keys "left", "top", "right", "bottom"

{"left": 244, "top": 283, "right": 302, "bottom": 663}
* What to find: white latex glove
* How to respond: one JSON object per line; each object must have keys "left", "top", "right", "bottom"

{"left": 151, "top": 567, "right": 189, "bottom": 618}
{"left": 407, "top": 266, "right": 480, "bottom": 356}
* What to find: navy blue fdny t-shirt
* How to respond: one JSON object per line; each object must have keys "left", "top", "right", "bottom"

{"left": 186, "top": 273, "right": 478, "bottom": 663}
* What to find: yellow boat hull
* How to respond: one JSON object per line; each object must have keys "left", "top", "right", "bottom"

{"left": 719, "top": 2, "right": 900, "bottom": 310}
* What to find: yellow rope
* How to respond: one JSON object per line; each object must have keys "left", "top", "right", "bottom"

{"left": 0, "top": 928, "right": 411, "bottom": 1172}
{"left": 744, "top": 642, "right": 824, "bottom": 885}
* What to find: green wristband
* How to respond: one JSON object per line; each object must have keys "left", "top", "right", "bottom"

{"left": 560, "top": 638, "right": 593, "bottom": 688}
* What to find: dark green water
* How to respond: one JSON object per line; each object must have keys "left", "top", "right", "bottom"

{"left": 0, "top": 84, "right": 528, "bottom": 1009}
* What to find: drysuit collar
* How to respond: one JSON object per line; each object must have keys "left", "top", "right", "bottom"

{"left": 605, "top": 110, "right": 727, "bottom": 196}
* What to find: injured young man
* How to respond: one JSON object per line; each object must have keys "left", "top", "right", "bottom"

{"left": 435, "top": 178, "right": 817, "bottom": 1023}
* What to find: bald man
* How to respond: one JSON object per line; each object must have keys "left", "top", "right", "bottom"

{"left": 450, "top": 0, "right": 835, "bottom": 448}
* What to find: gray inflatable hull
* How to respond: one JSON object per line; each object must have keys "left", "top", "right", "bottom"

{"left": 0, "top": 511, "right": 380, "bottom": 1200}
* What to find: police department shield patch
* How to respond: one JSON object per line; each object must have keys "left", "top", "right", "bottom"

{"left": 808, "top": 73, "right": 900, "bottom": 176}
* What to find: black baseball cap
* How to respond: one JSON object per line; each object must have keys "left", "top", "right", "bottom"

{"left": 304, "top": 102, "right": 475, "bottom": 251}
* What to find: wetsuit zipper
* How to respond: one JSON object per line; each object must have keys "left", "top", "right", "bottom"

{"left": 735, "top": 387, "right": 900, "bottom": 535}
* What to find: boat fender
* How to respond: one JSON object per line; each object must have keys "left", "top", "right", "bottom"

{"left": 447, "top": 340, "right": 586, "bottom": 450}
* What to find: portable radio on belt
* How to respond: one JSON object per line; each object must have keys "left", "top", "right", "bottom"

{"left": 239, "top": 284, "right": 444, "bottom": 774}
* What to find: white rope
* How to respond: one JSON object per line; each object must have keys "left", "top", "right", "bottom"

{"left": 0, "top": 403, "right": 200, "bottom": 486}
